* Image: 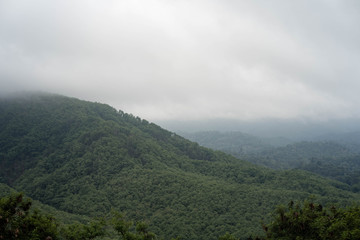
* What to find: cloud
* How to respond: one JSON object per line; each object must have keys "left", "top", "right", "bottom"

{"left": 1, "top": 0, "right": 360, "bottom": 122}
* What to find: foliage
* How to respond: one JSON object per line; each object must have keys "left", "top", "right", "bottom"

{"left": 298, "top": 156, "right": 360, "bottom": 192}
{"left": 0, "top": 192, "right": 58, "bottom": 239}
{"left": 185, "top": 131, "right": 360, "bottom": 193}
{"left": 0, "top": 193, "right": 160, "bottom": 240}
{"left": 263, "top": 200, "right": 360, "bottom": 240}
{"left": 1, "top": 93, "right": 360, "bottom": 239}
{"left": 111, "top": 211, "right": 156, "bottom": 240}
{"left": 240, "top": 141, "right": 353, "bottom": 170}
{"left": 60, "top": 218, "right": 106, "bottom": 240}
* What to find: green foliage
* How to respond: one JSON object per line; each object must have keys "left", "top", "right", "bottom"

{"left": 1, "top": 93, "right": 360, "bottom": 239}
{"left": 111, "top": 211, "right": 156, "bottom": 240}
{"left": 0, "top": 193, "right": 58, "bottom": 239}
{"left": 219, "top": 232, "right": 238, "bottom": 240}
{"left": 240, "top": 141, "right": 353, "bottom": 170}
{"left": 263, "top": 200, "right": 360, "bottom": 240}
{"left": 0, "top": 182, "right": 90, "bottom": 225}
{"left": 60, "top": 218, "right": 106, "bottom": 240}
{"left": 298, "top": 156, "right": 360, "bottom": 192}
{"left": 186, "top": 131, "right": 360, "bottom": 193}
{"left": 0, "top": 193, "right": 157, "bottom": 240}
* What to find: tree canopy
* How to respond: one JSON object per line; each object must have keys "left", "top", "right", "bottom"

{"left": 1, "top": 93, "right": 360, "bottom": 239}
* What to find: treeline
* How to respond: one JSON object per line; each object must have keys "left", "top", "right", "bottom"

{"left": 2, "top": 193, "right": 360, "bottom": 240}
{"left": 298, "top": 155, "right": 360, "bottom": 192}
{"left": 0, "top": 193, "right": 163, "bottom": 240}
{"left": 184, "top": 131, "right": 360, "bottom": 192}
{"left": 2, "top": 94, "right": 360, "bottom": 239}
{"left": 228, "top": 200, "right": 360, "bottom": 240}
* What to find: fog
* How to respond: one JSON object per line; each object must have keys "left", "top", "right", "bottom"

{"left": 1, "top": 0, "right": 360, "bottom": 124}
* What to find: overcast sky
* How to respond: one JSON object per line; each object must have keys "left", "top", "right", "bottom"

{"left": 1, "top": 0, "right": 360, "bottom": 122}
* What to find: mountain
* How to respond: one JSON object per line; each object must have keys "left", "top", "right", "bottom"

{"left": 1, "top": 93, "right": 360, "bottom": 239}
{"left": 314, "top": 131, "right": 360, "bottom": 153}
{"left": 158, "top": 118, "right": 360, "bottom": 140}
{"left": 183, "top": 131, "right": 360, "bottom": 193}
{"left": 297, "top": 155, "right": 360, "bottom": 192}
{"left": 180, "top": 131, "right": 293, "bottom": 156}
{"left": 181, "top": 131, "right": 353, "bottom": 169}
{"left": 245, "top": 141, "right": 354, "bottom": 169}
{"left": 0, "top": 182, "right": 89, "bottom": 225}
{"left": 180, "top": 131, "right": 271, "bottom": 155}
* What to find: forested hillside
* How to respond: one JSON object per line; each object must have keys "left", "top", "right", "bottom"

{"left": 298, "top": 155, "right": 360, "bottom": 192}
{"left": 315, "top": 131, "right": 360, "bottom": 153}
{"left": 0, "top": 182, "right": 89, "bottom": 225}
{"left": 245, "top": 141, "right": 354, "bottom": 169}
{"left": 185, "top": 131, "right": 360, "bottom": 194}
{"left": 1, "top": 93, "right": 360, "bottom": 239}
{"left": 182, "top": 131, "right": 354, "bottom": 169}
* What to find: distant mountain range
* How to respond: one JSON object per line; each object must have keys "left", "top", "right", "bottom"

{"left": 1, "top": 93, "right": 360, "bottom": 239}
{"left": 158, "top": 118, "right": 360, "bottom": 140}
{"left": 181, "top": 130, "right": 360, "bottom": 193}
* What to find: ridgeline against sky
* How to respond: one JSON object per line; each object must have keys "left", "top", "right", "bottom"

{"left": 1, "top": 0, "right": 360, "bottom": 122}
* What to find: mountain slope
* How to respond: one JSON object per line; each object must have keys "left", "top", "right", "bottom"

{"left": 297, "top": 155, "right": 360, "bottom": 192}
{"left": 182, "top": 131, "right": 354, "bottom": 170}
{"left": 180, "top": 131, "right": 274, "bottom": 155}
{"left": 1, "top": 93, "right": 360, "bottom": 239}
{"left": 315, "top": 131, "right": 360, "bottom": 153}
{"left": 184, "top": 131, "right": 360, "bottom": 193}
{"left": 0, "top": 182, "right": 89, "bottom": 225}
{"left": 245, "top": 141, "right": 354, "bottom": 169}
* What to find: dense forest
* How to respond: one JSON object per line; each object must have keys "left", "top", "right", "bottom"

{"left": 182, "top": 131, "right": 355, "bottom": 167}
{"left": 1, "top": 93, "right": 360, "bottom": 239}
{"left": 2, "top": 192, "right": 360, "bottom": 240}
{"left": 184, "top": 131, "right": 360, "bottom": 192}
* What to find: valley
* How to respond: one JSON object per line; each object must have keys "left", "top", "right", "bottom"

{"left": 1, "top": 93, "right": 360, "bottom": 239}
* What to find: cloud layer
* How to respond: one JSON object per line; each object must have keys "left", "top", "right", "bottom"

{"left": 1, "top": 0, "right": 360, "bottom": 121}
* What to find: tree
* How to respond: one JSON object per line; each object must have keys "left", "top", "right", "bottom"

{"left": 0, "top": 193, "right": 58, "bottom": 239}
{"left": 60, "top": 218, "right": 106, "bottom": 240}
{"left": 262, "top": 200, "right": 360, "bottom": 240}
{"left": 111, "top": 211, "right": 156, "bottom": 240}
{"left": 219, "top": 232, "right": 238, "bottom": 240}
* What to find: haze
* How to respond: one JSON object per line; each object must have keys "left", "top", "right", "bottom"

{"left": 1, "top": 0, "right": 360, "bottom": 123}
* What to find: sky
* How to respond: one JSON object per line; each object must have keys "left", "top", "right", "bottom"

{"left": 1, "top": 0, "right": 360, "bottom": 122}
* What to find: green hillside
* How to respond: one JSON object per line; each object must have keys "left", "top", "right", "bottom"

{"left": 185, "top": 131, "right": 360, "bottom": 194}
{"left": 297, "top": 155, "right": 360, "bottom": 192}
{"left": 1, "top": 93, "right": 360, "bottom": 239}
{"left": 245, "top": 141, "right": 354, "bottom": 169}
{"left": 0, "top": 182, "right": 89, "bottom": 225}
{"left": 182, "top": 131, "right": 354, "bottom": 170}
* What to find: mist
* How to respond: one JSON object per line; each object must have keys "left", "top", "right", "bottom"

{"left": 1, "top": 0, "right": 360, "bottom": 124}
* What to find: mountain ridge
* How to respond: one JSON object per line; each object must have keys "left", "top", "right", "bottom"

{"left": 1, "top": 93, "right": 360, "bottom": 239}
